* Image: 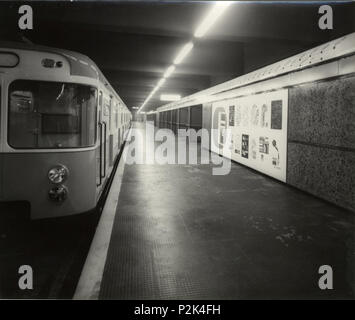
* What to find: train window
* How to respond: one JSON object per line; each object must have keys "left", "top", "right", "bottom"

{"left": 109, "top": 103, "right": 112, "bottom": 130}
{"left": 8, "top": 80, "right": 97, "bottom": 149}
{"left": 0, "top": 52, "right": 19, "bottom": 67}
{"left": 41, "top": 114, "right": 80, "bottom": 134}
{"left": 115, "top": 103, "right": 119, "bottom": 128}
{"left": 99, "top": 91, "right": 103, "bottom": 107}
{"left": 103, "top": 97, "right": 109, "bottom": 116}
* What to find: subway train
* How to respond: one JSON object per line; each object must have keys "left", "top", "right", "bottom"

{"left": 0, "top": 42, "right": 131, "bottom": 219}
{"left": 149, "top": 32, "right": 355, "bottom": 212}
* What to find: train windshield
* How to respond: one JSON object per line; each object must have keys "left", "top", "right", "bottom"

{"left": 8, "top": 80, "right": 97, "bottom": 149}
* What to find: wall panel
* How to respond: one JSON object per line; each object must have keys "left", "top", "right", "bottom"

{"left": 211, "top": 89, "right": 288, "bottom": 182}
{"left": 287, "top": 76, "right": 355, "bottom": 211}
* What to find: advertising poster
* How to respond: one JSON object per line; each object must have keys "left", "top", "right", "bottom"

{"left": 251, "top": 104, "right": 259, "bottom": 127}
{"left": 218, "top": 112, "right": 227, "bottom": 147}
{"left": 241, "top": 134, "right": 249, "bottom": 159}
{"left": 211, "top": 89, "right": 288, "bottom": 182}
{"left": 259, "top": 136, "right": 269, "bottom": 153}
{"left": 234, "top": 133, "right": 241, "bottom": 155}
{"left": 235, "top": 105, "right": 241, "bottom": 127}
{"left": 242, "top": 105, "right": 249, "bottom": 127}
{"left": 271, "top": 100, "right": 282, "bottom": 129}
{"left": 261, "top": 104, "right": 268, "bottom": 128}
{"left": 229, "top": 105, "right": 235, "bottom": 126}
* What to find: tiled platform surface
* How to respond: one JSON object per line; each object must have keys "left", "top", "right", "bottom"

{"left": 99, "top": 122, "right": 354, "bottom": 299}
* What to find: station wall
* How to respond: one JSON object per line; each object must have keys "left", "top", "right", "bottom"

{"left": 202, "top": 76, "right": 355, "bottom": 212}
{"left": 287, "top": 76, "right": 355, "bottom": 212}
{"left": 157, "top": 76, "right": 354, "bottom": 212}
{"left": 202, "top": 103, "right": 213, "bottom": 149}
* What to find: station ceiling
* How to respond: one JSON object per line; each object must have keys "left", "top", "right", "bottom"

{"left": 0, "top": 1, "right": 354, "bottom": 112}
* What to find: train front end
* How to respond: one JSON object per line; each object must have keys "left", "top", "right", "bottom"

{"left": 0, "top": 47, "right": 99, "bottom": 219}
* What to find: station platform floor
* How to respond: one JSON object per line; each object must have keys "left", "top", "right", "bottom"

{"left": 81, "top": 122, "right": 354, "bottom": 300}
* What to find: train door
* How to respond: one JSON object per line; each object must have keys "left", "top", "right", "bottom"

{"left": 108, "top": 97, "right": 114, "bottom": 166}
{"left": 117, "top": 104, "right": 121, "bottom": 149}
{"left": 121, "top": 110, "right": 124, "bottom": 142}
{"left": 97, "top": 91, "right": 109, "bottom": 188}
{"left": 96, "top": 91, "right": 103, "bottom": 187}
{"left": 103, "top": 96, "right": 110, "bottom": 179}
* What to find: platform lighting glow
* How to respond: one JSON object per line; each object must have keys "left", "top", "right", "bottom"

{"left": 138, "top": 84, "right": 161, "bottom": 113}
{"left": 194, "top": 1, "right": 232, "bottom": 38}
{"left": 138, "top": 41, "right": 193, "bottom": 113}
{"left": 173, "top": 42, "right": 194, "bottom": 65}
{"left": 139, "top": 2, "right": 232, "bottom": 114}
{"left": 163, "top": 65, "right": 176, "bottom": 78}
{"left": 157, "top": 78, "right": 166, "bottom": 87}
{"left": 160, "top": 94, "right": 181, "bottom": 101}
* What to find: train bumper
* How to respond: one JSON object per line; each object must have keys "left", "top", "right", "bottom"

{"left": 0, "top": 150, "right": 98, "bottom": 219}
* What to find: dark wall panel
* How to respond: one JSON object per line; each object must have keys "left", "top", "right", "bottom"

{"left": 288, "top": 77, "right": 355, "bottom": 148}
{"left": 190, "top": 105, "right": 202, "bottom": 130}
{"left": 288, "top": 143, "right": 355, "bottom": 211}
{"left": 179, "top": 107, "right": 189, "bottom": 128}
{"left": 202, "top": 103, "right": 212, "bottom": 149}
{"left": 202, "top": 103, "right": 212, "bottom": 128}
{"left": 167, "top": 110, "right": 172, "bottom": 129}
{"left": 287, "top": 76, "right": 355, "bottom": 212}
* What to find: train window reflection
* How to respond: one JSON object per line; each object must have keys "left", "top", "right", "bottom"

{"left": 8, "top": 80, "right": 97, "bottom": 149}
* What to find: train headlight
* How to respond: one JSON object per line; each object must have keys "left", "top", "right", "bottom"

{"left": 48, "top": 165, "right": 69, "bottom": 184}
{"left": 48, "top": 185, "right": 68, "bottom": 203}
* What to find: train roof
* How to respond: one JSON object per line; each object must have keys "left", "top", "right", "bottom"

{"left": 0, "top": 41, "right": 129, "bottom": 110}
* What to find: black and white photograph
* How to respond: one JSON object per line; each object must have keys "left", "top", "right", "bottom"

{"left": 0, "top": 0, "right": 354, "bottom": 309}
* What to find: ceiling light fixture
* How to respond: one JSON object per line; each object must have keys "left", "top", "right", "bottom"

{"left": 138, "top": 83, "right": 163, "bottom": 113}
{"left": 163, "top": 65, "right": 176, "bottom": 78}
{"left": 160, "top": 94, "right": 181, "bottom": 102}
{"left": 157, "top": 78, "right": 166, "bottom": 87}
{"left": 173, "top": 42, "right": 194, "bottom": 65}
{"left": 194, "top": 1, "right": 232, "bottom": 38}
{"left": 140, "top": 3, "right": 231, "bottom": 114}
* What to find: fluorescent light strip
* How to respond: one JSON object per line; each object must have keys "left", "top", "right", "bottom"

{"left": 194, "top": 1, "right": 232, "bottom": 38}
{"left": 157, "top": 78, "right": 166, "bottom": 87}
{"left": 163, "top": 65, "right": 176, "bottom": 78}
{"left": 139, "top": 41, "right": 194, "bottom": 113}
{"left": 141, "top": 1, "right": 230, "bottom": 113}
{"left": 138, "top": 77, "right": 165, "bottom": 113}
{"left": 139, "top": 2, "right": 231, "bottom": 113}
{"left": 160, "top": 94, "right": 181, "bottom": 102}
{"left": 174, "top": 42, "right": 194, "bottom": 65}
